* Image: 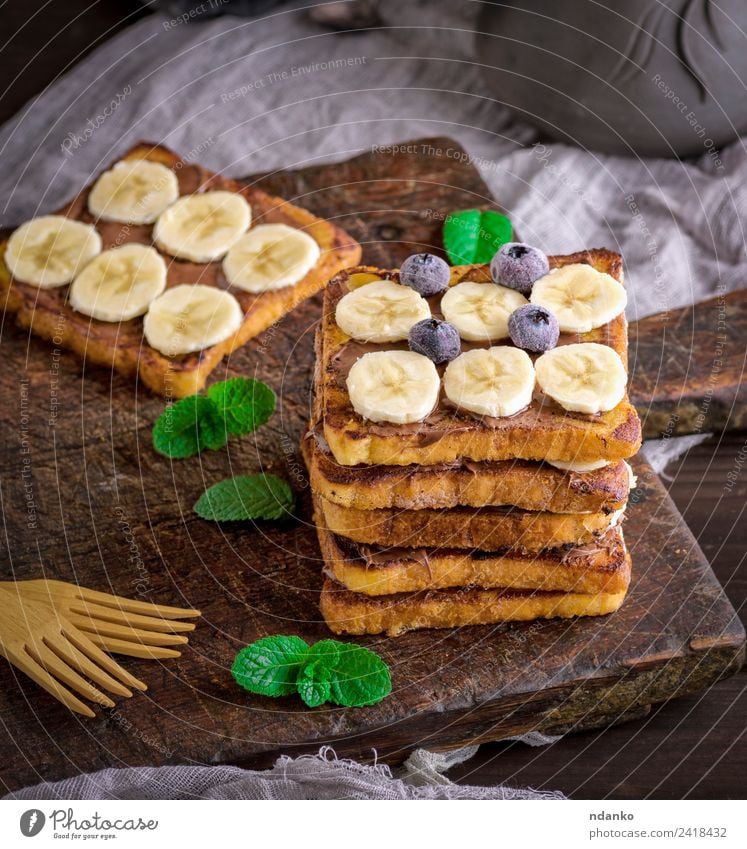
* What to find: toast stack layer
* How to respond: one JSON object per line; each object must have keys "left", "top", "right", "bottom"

{"left": 305, "top": 251, "right": 641, "bottom": 635}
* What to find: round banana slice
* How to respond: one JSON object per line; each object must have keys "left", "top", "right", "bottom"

{"left": 5, "top": 215, "right": 101, "bottom": 288}
{"left": 440, "top": 281, "right": 527, "bottom": 342}
{"left": 143, "top": 284, "right": 243, "bottom": 355}
{"left": 87, "top": 159, "right": 179, "bottom": 224}
{"left": 347, "top": 350, "right": 440, "bottom": 424}
{"left": 223, "top": 223, "right": 320, "bottom": 293}
{"left": 535, "top": 342, "right": 627, "bottom": 414}
{"left": 530, "top": 264, "right": 627, "bottom": 333}
{"left": 443, "top": 347, "right": 535, "bottom": 418}
{"left": 335, "top": 280, "right": 430, "bottom": 343}
{"left": 153, "top": 191, "right": 251, "bottom": 262}
{"left": 70, "top": 244, "right": 167, "bottom": 322}
{"left": 547, "top": 458, "right": 611, "bottom": 472}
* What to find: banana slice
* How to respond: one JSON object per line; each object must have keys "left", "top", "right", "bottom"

{"left": 440, "top": 281, "right": 527, "bottom": 342}
{"left": 143, "top": 284, "right": 243, "bottom": 355}
{"left": 70, "top": 244, "right": 167, "bottom": 322}
{"left": 530, "top": 264, "right": 627, "bottom": 333}
{"left": 547, "top": 458, "right": 611, "bottom": 472}
{"left": 347, "top": 350, "right": 440, "bottom": 424}
{"left": 443, "top": 347, "right": 535, "bottom": 418}
{"left": 154, "top": 191, "right": 251, "bottom": 262}
{"left": 535, "top": 342, "right": 627, "bottom": 414}
{"left": 336, "top": 280, "right": 430, "bottom": 343}
{"left": 5, "top": 215, "right": 101, "bottom": 288}
{"left": 88, "top": 159, "right": 179, "bottom": 224}
{"left": 624, "top": 460, "right": 637, "bottom": 489}
{"left": 223, "top": 223, "right": 320, "bottom": 293}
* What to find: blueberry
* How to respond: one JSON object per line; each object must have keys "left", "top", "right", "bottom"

{"left": 508, "top": 304, "right": 559, "bottom": 353}
{"left": 491, "top": 242, "right": 550, "bottom": 294}
{"left": 408, "top": 318, "right": 461, "bottom": 364}
{"left": 400, "top": 252, "right": 450, "bottom": 296}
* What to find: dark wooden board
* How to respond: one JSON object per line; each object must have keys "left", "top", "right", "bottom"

{"left": 0, "top": 138, "right": 743, "bottom": 795}
{"left": 629, "top": 289, "right": 747, "bottom": 438}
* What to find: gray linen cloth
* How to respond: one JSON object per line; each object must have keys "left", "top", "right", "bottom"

{"left": 0, "top": 0, "right": 739, "bottom": 799}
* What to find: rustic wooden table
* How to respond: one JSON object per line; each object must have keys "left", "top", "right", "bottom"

{"left": 1, "top": 1, "right": 744, "bottom": 800}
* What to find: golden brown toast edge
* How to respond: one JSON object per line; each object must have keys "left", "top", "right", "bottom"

{"left": 317, "top": 520, "right": 631, "bottom": 596}
{"left": 320, "top": 561, "right": 631, "bottom": 636}
{"left": 303, "top": 428, "right": 629, "bottom": 513}
{"left": 0, "top": 142, "right": 362, "bottom": 398}
{"left": 317, "top": 494, "right": 621, "bottom": 551}
{"left": 319, "top": 251, "right": 642, "bottom": 466}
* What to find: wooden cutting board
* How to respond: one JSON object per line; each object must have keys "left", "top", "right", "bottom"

{"left": 0, "top": 138, "right": 743, "bottom": 794}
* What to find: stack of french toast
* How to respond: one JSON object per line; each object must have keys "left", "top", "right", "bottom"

{"left": 303, "top": 245, "right": 642, "bottom": 636}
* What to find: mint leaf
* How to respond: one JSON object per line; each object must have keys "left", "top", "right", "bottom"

{"left": 443, "top": 209, "right": 513, "bottom": 265}
{"left": 297, "top": 661, "right": 332, "bottom": 708}
{"left": 208, "top": 377, "right": 276, "bottom": 438}
{"left": 327, "top": 642, "right": 391, "bottom": 707}
{"left": 232, "top": 636, "right": 309, "bottom": 697}
{"left": 152, "top": 395, "right": 226, "bottom": 459}
{"left": 194, "top": 474, "right": 295, "bottom": 521}
{"left": 306, "top": 639, "right": 342, "bottom": 672}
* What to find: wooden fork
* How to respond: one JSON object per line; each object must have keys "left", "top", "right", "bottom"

{"left": 0, "top": 587, "right": 148, "bottom": 718}
{"left": 7, "top": 580, "right": 201, "bottom": 660}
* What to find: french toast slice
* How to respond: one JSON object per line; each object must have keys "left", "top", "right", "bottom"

{"left": 318, "top": 252, "right": 641, "bottom": 466}
{"left": 318, "top": 522, "right": 630, "bottom": 596}
{"left": 320, "top": 566, "right": 630, "bottom": 636}
{"left": 303, "top": 427, "right": 630, "bottom": 513}
{"left": 317, "top": 494, "right": 621, "bottom": 551}
{"left": 0, "top": 143, "right": 361, "bottom": 398}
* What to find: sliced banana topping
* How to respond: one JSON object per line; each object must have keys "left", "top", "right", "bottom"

{"left": 223, "top": 223, "right": 320, "bottom": 293}
{"left": 5, "top": 215, "right": 102, "bottom": 288}
{"left": 624, "top": 460, "right": 637, "bottom": 490}
{"left": 336, "top": 280, "right": 430, "bottom": 343}
{"left": 154, "top": 191, "right": 251, "bottom": 262}
{"left": 69, "top": 244, "right": 167, "bottom": 322}
{"left": 608, "top": 503, "right": 627, "bottom": 527}
{"left": 530, "top": 264, "right": 627, "bottom": 333}
{"left": 347, "top": 350, "right": 440, "bottom": 424}
{"left": 443, "top": 347, "right": 535, "bottom": 418}
{"left": 547, "top": 458, "right": 611, "bottom": 472}
{"left": 87, "top": 159, "right": 179, "bottom": 224}
{"left": 440, "top": 281, "right": 527, "bottom": 342}
{"left": 143, "top": 284, "right": 243, "bottom": 355}
{"left": 535, "top": 342, "right": 627, "bottom": 414}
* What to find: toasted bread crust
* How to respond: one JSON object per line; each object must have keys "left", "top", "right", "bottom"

{"left": 303, "top": 429, "right": 629, "bottom": 512}
{"left": 319, "top": 251, "right": 641, "bottom": 465}
{"left": 318, "top": 522, "right": 630, "bottom": 596}
{"left": 317, "top": 494, "right": 620, "bottom": 551}
{"left": 0, "top": 143, "right": 361, "bottom": 397}
{"left": 320, "top": 567, "right": 630, "bottom": 636}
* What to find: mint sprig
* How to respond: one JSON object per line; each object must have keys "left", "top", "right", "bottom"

{"left": 152, "top": 395, "right": 226, "bottom": 459}
{"left": 208, "top": 377, "right": 276, "bottom": 438}
{"left": 194, "top": 474, "right": 295, "bottom": 521}
{"left": 152, "top": 377, "right": 276, "bottom": 459}
{"left": 231, "top": 636, "right": 392, "bottom": 708}
{"left": 443, "top": 208, "right": 513, "bottom": 265}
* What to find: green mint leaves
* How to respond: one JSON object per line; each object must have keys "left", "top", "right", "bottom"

{"left": 193, "top": 474, "right": 295, "bottom": 522}
{"left": 231, "top": 636, "right": 391, "bottom": 708}
{"left": 231, "top": 635, "right": 309, "bottom": 697}
{"left": 152, "top": 395, "right": 226, "bottom": 459}
{"left": 153, "top": 377, "right": 276, "bottom": 458}
{"left": 152, "top": 376, "right": 293, "bottom": 525}
{"left": 207, "top": 377, "right": 276, "bottom": 438}
{"left": 443, "top": 209, "right": 513, "bottom": 265}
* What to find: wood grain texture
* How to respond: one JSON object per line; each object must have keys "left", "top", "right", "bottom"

{"left": 630, "top": 289, "right": 747, "bottom": 437}
{"left": 0, "top": 138, "right": 743, "bottom": 794}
